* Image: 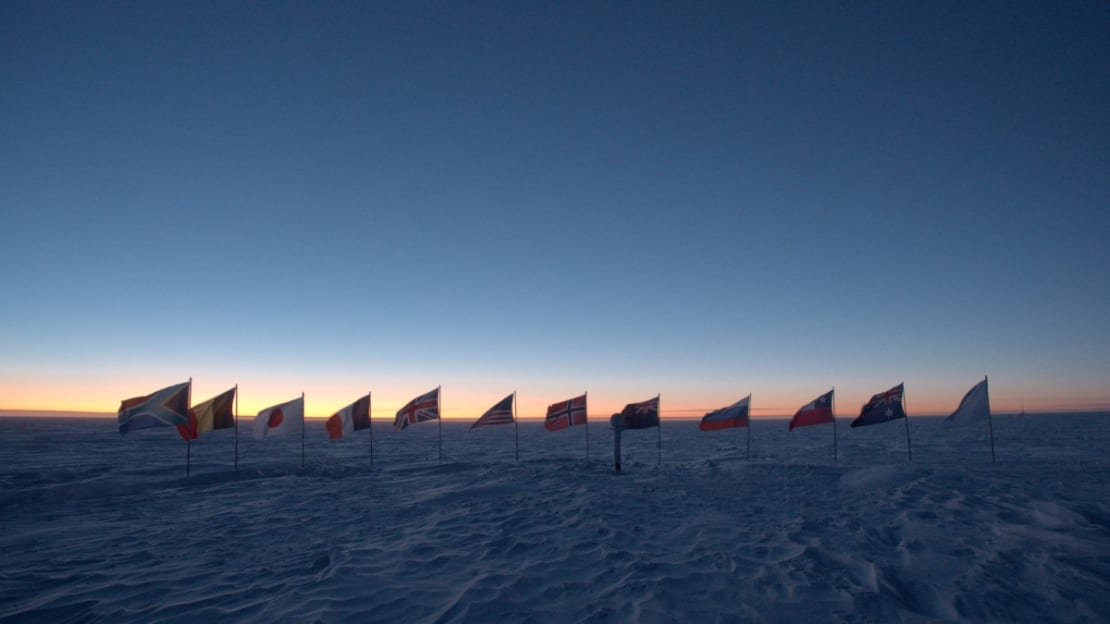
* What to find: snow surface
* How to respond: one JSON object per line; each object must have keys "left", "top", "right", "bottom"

{"left": 1, "top": 414, "right": 1108, "bottom": 623}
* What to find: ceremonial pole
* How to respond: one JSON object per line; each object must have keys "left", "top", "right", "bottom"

{"left": 902, "top": 385, "right": 912, "bottom": 462}
{"left": 513, "top": 391, "right": 519, "bottom": 463}
{"left": 985, "top": 376, "right": 996, "bottom": 464}
{"left": 369, "top": 391, "right": 374, "bottom": 469}
{"left": 301, "top": 392, "right": 305, "bottom": 469}
{"left": 832, "top": 387, "right": 838, "bottom": 463}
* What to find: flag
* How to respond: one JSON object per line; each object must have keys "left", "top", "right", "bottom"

{"left": 177, "top": 386, "right": 236, "bottom": 440}
{"left": 851, "top": 383, "right": 906, "bottom": 428}
{"left": 327, "top": 394, "right": 371, "bottom": 440}
{"left": 700, "top": 395, "right": 750, "bottom": 431}
{"left": 117, "top": 381, "right": 191, "bottom": 434}
{"left": 612, "top": 396, "right": 659, "bottom": 430}
{"left": 394, "top": 387, "right": 440, "bottom": 431}
{"left": 470, "top": 393, "right": 514, "bottom": 430}
{"left": 253, "top": 396, "right": 305, "bottom": 440}
{"left": 545, "top": 394, "right": 587, "bottom": 432}
{"left": 945, "top": 379, "right": 990, "bottom": 426}
{"left": 789, "top": 390, "right": 834, "bottom": 431}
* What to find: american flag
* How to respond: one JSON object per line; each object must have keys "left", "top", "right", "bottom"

{"left": 394, "top": 387, "right": 440, "bottom": 431}
{"left": 545, "top": 394, "right": 587, "bottom": 432}
{"left": 470, "top": 393, "right": 515, "bottom": 430}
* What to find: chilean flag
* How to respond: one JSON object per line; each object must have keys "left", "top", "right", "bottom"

{"left": 789, "top": 390, "right": 835, "bottom": 431}
{"left": 253, "top": 396, "right": 305, "bottom": 440}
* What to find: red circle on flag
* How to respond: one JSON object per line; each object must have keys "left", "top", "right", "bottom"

{"left": 268, "top": 408, "right": 284, "bottom": 428}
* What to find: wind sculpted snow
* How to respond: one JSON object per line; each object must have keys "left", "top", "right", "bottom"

{"left": 1, "top": 414, "right": 1108, "bottom": 623}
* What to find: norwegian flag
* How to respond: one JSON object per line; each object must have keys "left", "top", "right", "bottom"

{"left": 851, "top": 383, "right": 906, "bottom": 428}
{"left": 394, "top": 387, "right": 440, "bottom": 431}
{"left": 545, "top": 394, "right": 587, "bottom": 432}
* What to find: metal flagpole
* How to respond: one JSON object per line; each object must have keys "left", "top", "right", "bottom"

{"left": 301, "top": 392, "right": 306, "bottom": 469}
{"left": 902, "top": 384, "right": 912, "bottom": 462}
{"left": 437, "top": 386, "right": 443, "bottom": 464}
{"left": 656, "top": 393, "right": 662, "bottom": 466}
{"left": 234, "top": 384, "right": 239, "bottom": 470}
{"left": 584, "top": 391, "right": 589, "bottom": 464}
{"left": 832, "top": 387, "right": 838, "bottom": 463}
{"left": 186, "top": 377, "right": 192, "bottom": 478}
{"left": 513, "top": 391, "right": 519, "bottom": 463}
{"left": 985, "top": 376, "right": 996, "bottom": 464}
{"left": 746, "top": 394, "right": 752, "bottom": 460}
{"left": 369, "top": 391, "right": 374, "bottom": 469}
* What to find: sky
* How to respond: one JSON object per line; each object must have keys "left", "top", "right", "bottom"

{"left": 2, "top": 1, "right": 1108, "bottom": 420}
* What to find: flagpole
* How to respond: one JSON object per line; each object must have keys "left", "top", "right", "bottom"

{"left": 438, "top": 385, "right": 443, "bottom": 464}
{"left": 746, "top": 394, "right": 752, "bottom": 461}
{"left": 656, "top": 393, "right": 662, "bottom": 466}
{"left": 985, "top": 376, "right": 996, "bottom": 464}
{"left": 513, "top": 391, "right": 519, "bottom": 463}
{"left": 301, "top": 392, "right": 305, "bottom": 469}
{"left": 584, "top": 391, "right": 589, "bottom": 464}
{"left": 902, "top": 384, "right": 912, "bottom": 462}
{"left": 186, "top": 377, "right": 192, "bottom": 478}
{"left": 832, "top": 387, "right": 838, "bottom": 463}
{"left": 369, "top": 391, "right": 375, "bottom": 469}
{"left": 234, "top": 383, "right": 239, "bottom": 470}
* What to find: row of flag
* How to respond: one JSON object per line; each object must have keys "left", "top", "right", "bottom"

{"left": 117, "top": 380, "right": 993, "bottom": 439}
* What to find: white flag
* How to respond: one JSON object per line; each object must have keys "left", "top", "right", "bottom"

{"left": 254, "top": 396, "right": 305, "bottom": 440}
{"left": 945, "top": 379, "right": 990, "bottom": 426}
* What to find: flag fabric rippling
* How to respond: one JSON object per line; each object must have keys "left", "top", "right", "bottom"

{"left": 789, "top": 390, "right": 834, "bottom": 431}
{"left": 394, "top": 387, "right": 440, "bottom": 431}
{"left": 851, "top": 383, "right": 905, "bottom": 428}
{"left": 612, "top": 396, "right": 659, "bottom": 430}
{"left": 118, "top": 381, "right": 191, "bottom": 434}
{"left": 327, "top": 395, "right": 371, "bottom": 440}
{"left": 471, "top": 393, "right": 514, "bottom": 430}
{"left": 253, "top": 396, "right": 305, "bottom": 440}
{"left": 700, "top": 396, "right": 750, "bottom": 431}
{"left": 545, "top": 394, "right": 587, "bottom": 432}
{"left": 178, "top": 386, "right": 236, "bottom": 440}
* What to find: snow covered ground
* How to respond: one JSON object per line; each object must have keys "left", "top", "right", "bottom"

{"left": 2, "top": 413, "right": 1108, "bottom": 623}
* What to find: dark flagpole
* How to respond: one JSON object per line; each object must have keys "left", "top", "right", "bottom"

{"left": 746, "top": 394, "right": 752, "bottom": 460}
{"left": 186, "top": 377, "right": 192, "bottom": 478}
{"left": 656, "top": 393, "right": 662, "bottom": 466}
{"left": 369, "top": 390, "right": 374, "bottom": 469}
{"left": 437, "top": 386, "right": 443, "bottom": 464}
{"left": 234, "top": 384, "right": 239, "bottom": 470}
{"left": 832, "top": 387, "right": 838, "bottom": 463}
{"left": 902, "top": 384, "right": 912, "bottom": 462}
{"left": 584, "top": 391, "right": 589, "bottom": 464}
{"left": 301, "top": 392, "right": 305, "bottom": 469}
{"left": 513, "top": 391, "right": 519, "bottom": 463}
{"left": 985, "top": 376, "right": 996, "bottom": 464}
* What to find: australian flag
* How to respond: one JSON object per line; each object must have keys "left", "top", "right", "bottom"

{"left": 611, "top": 396, "right": 659, "bottom": 430}
{"left": 851, "top": 383, "right": 906, "bottom": 428}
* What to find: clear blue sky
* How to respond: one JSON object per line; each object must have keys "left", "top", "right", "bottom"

{"left": 2, "top": 1, "right": 1108, "bottom": 418}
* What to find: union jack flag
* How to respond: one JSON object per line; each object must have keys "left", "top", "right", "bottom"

{"left": 545, "top": 394, "right": 587, "bottom": 432}
{"left": 395, "top": 387, "right": 440, "bottom": 431}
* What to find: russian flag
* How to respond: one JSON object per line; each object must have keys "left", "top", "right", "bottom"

{"left": 700, "top": 395, "right": 750, "bottom": 431}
